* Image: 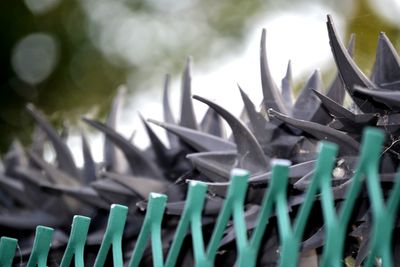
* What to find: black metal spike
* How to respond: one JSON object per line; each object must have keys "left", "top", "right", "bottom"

{"left": 29, "top": 126, "right": 46, "bottom": 159}
{"left": 105, "top": 172, "right": 167, "bottom": 199}
{"left": 268, "top": 109, "right": 359, "bottom": 155}
{"left": 325, "top": 74, "right": 347, "bottom": 106}
{"left": 3, "top": 140, "right": 28, "bottom": 176}
{"left": 220, "top": 204, "right": 262, "bottom": 243}
{"left": 281, "top": 60, "right": 293, "bottom": 112}
{"left": 26, "top": 104, "right": 80, "bottom": 180}
{"left": 353, "top": 85, "right": 400, "bottom": 110}
{"left": 0, "top": 173, "right": 32, "bottom": 207}
{"left": 254, "top": 159, "right": 311, "bottom": 184}
{"left": 352, "top": 221, "right": 371, "bottom": 266}
{"left": 162, "top": 74, "right": 179, "bottom": 148}
{"left": 260, "top": 29, "right": 289, "bottom": 115}
{"left": 238, "top": 85, "right": 274, "bottom": 147}
{"left": 81, "top": 132, "right": 97, "bottom": 184}
{"left": 326, "top": 15, "right": 383, "bottom": 113}
{"left": 164, "top": 197, "right": 224, "bottom": 215}
{"left": 186, "top": 151, "right": 236, "bottom": 182}
{"left": 140, "top": 115, "right": 168, "bottom": 154}
{"left": 91, "top": 178, "right": 138, "bottom": 205}
{"left": 0, "top": 211, "right": 63, "bottom": 229}
{"left": 104, "top": 86, "right": 126, "bottom": 172}
{"left": 193, "top": 95, "right": 269, "bottom": 174}
{"left": 180, "top": 57, "right": 198, "bottom": 130}
{"left": 140, "top": 115, "right": 172, "bottom": 171}
{"left": 13, "top": 164, "right": 51, "bottom": 185}
{"left": 11, "top": 166, "right": 52, "bottom": 207}
{"left": 293, "top": 70, "right": 323, "bottom": 121}
{"left": 148, "top": 119, "right": 236, "bottom": 152}
{"left": 205, "top": 159, "right": 317, "bottom": 192}
{"left": 41, "top": 183, "right": 109, "bottom": 209}
{"left": 377, "top": 113, "right": 400, "bottom": 126}
{"left": 371, "top": 32, "right": 400, "bottom": 89}
{"left": 27, "top": 150, "right": 81, "bottom": 187}
{"left": 60, "top": 121, "right": 69, "bottom": 143}
{"left": 313, "top": 89, "right": 378, "bottom": 124}
{"left": 325, "top": 33, "right": 355, "bottom": 105}
{"left": 200, "top": 108, "right": 226, "bottom": 138}
{"left": 270, "top": 134, "right": 308, "bottom": 160}
{"left": 83, "top": 118, "right": 164, "bottom": 179}
{"left": 301, "top": 227, "right": 325, "bottom": 252}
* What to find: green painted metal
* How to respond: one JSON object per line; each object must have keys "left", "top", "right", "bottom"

{"left": 129, "top": 193, "right": 167, "bottom": 267}
{"left": 165, "top": 180, "right": 209, "bottom": 267}
{"left": 26, "top": 226, "right": 54, "bottom": 267}
{"left": 359, "top": 129, "right": 400, "bottom": 267}
{"left": 1, "top": 128, "right": 400, "bottom": 266}
{"left": 93, "top": 204, "right": 128, "bottom": 267}
{"left": 60, "top": 215, "right": 91, "bottom": 267}
{"left": 0, "top": 237, "right": 17, "bottom": 267}
{"left": 315, "top": 127, "right": 400, "bottom": 267}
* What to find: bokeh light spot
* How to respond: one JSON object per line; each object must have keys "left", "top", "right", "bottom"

{"left": 24, "top": 0, "right": 61, "bottom": 15}
{"left": 11, "top": 33, "right": 58, "bottom": 85}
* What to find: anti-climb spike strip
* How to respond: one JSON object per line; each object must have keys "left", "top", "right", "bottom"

{"left": 4, "top": 14, "right": 400, "bottom": 266}
{"left": 1, "top": 129, "right": 400, "bottom": 266}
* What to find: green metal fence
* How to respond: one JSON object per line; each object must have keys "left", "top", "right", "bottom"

{"left": 1, "top": 127, "right": 400, "bottom": 266}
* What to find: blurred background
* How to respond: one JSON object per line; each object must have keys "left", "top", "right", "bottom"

{"left": 1, "top": 0, "right": 400, "bottom": 163}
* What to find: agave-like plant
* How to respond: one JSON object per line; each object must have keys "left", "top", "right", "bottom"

{"left": 1, "top": 15, "right": 400, "bottom": 266}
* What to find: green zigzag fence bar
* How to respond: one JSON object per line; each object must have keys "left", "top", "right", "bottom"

{"left": 1, "top": 127, "right": 400, "bottom": 266}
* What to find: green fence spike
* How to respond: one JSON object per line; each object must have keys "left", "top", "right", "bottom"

{"left": 294, "top": 142, "right": 336, "bottom": 236}
{"left": 190, "top": 183, "right": 210, "bottom": 267}
{"left": 270, "top": 142, "right": 337, "bottom": 267}
{"left": 334, "top": 128, "right": 384, "bottom": 266}
{"left": 165, "top": 181, "right": 209, "bottom": 267}
{"left": 339, "top": 128, "right": 384, "bottom": 226}
{"left": 362, "top": 129, "right": 399, "bottom": 267}
{"left": 129, "top": 193, "right": 167, "bottom": 267}
{"left": 206, "top": 168, "right": 249, "bottom": 265}
{"left": 368, "top": 169, "right": 400, "bottom": 267}
{"left": 250, "top": 159, "right": 293, "bottom": 267}
{"left": 26, "top": 226, "right": 54, "bottom": 267}
{"left": 60, "top": 215, "right": 91, "bottom": 267}
{"left": 313, "top": 142, "right": 340, "bottom": 267}
{"left": 0, "top": 237, "right": 18, "bottom": 267}
{"left": 232, "top": 174, "right": 253, "bottom": 267}
{"left": 387, "top": 171, "right": 400, "bottom": 216}
{"left": 249, "top": 143, "right": 338, "bottom": 267}
{"left": 270, "top": 160, "right": 297, "bottom": 267}
{"left": 93, "top": 204, "right": 128, "bottom": 267}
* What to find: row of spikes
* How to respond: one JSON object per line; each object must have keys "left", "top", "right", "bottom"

{"left": 1, "top": 15, "right": 400, "bottom": 265}
{"left": 1, "top": 128, "right": 400, "bottom": 267}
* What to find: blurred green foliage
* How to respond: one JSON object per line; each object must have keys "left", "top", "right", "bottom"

{"left": 348, "top": 0, "right": 400, "bottom": 75}
{"left": 0, "top": 0, "right": 399, "bottom": 152}
{"left": 0, "top": 1, "right": 124, "bottom": 150}
{"left": 0, "top": 0, "right": 266, "bottom": 151}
